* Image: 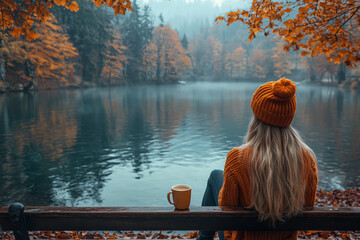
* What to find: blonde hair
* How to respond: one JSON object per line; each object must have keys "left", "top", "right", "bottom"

{"left": 242, "top": 116, "right": 316, "bottom": 223}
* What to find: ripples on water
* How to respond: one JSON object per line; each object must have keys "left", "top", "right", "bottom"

{"left": 0, "top": 82, "right": 359, "bottom": 206}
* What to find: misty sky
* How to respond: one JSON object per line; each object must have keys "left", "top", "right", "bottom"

{"left": 137, "top": 0, "right": 251, "bottom": 36}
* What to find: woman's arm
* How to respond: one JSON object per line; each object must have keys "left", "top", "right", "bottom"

{"left": 304, "top": 156, "right": 318, "bottom": 208}
{"left": 219, "top": 176, "right": 240, "bottom": 240}
{"left": 218, "top": 148, "right": 242, "bottom": 240}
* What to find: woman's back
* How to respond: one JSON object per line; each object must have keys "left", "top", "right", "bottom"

{"left": 219, "top": 146, "right": 317, "bottom": 240}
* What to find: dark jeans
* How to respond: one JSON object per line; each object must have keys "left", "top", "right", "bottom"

{"left": 199, "top": 170, "right": 225, "bottom": 240}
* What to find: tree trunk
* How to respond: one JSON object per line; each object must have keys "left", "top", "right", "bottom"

{"left": 156, "top": 47, "right": 161, "bottom": 82}
{"left": 337, "top": 63, "right": 346, "bottom": 84}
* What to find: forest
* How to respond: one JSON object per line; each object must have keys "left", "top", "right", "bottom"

{"left": 0, "top": 0, "right": 359, "bottom": 91}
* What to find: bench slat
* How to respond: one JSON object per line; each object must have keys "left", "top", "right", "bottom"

{"left": 0, "top": 206, "right": 359, "bottom": 231}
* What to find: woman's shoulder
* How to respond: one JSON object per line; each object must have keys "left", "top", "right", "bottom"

{"left": 225, "top": 146, "right": 252, "bottom": 166}
{"left": 227, "top": 146, "right": 252, "bottom": 158}
{"left": 301, "top": 148, "right": 318, "bottom": 176}
{"left": 301, "top": 148, "right": 317, "bottom": 165}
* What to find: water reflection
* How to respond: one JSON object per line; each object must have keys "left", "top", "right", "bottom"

{"left": 0, "top": 83, "right": 359, "bottom": 206}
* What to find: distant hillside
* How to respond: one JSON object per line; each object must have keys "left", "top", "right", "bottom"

{"left": 138, "top": 0, "right": 251, "bottom": 36}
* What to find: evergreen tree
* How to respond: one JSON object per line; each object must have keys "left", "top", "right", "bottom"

{"left": 142, "top": 5, "right": 154, "bottom": 45}
{"left": 122, "top": 1, "right": 154, "bottom": 83}
{"left": 140, "top": 4, "right": 154, "bottom": 81}
{"left": 181, "top": 34, "right": 188, "bottom": 50}
{"left": 123, "top": 0, "right": 142, "bottom": 82}
{"left": 159, "top": 14, "right": 164, "bottom": 27}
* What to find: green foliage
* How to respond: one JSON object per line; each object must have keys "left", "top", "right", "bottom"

{"left": 181, "top": 34, "right": 188, "bottom": 50}
{"left": 122, "top": 0, "right": 154, "bottom": 83}
{"left": 53, "top": 0, "right": 112, "bottom": 83}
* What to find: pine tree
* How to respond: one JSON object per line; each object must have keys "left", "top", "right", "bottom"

{"left": 140, "top": 4, "right": 154, "bottom": 81}
{"left": 123, "top": 0, "right": 142, "bottom": 82}
{"left": 159, "top": 14, "right": 165, "bottom": 27}
{"left": 122, "top": 1, "right": 154, "bottom": 83}
{"left": 142, "top": 5, "right": 154, "bottom": 45}
{"left": 181, "top": 34, "right": 188, "bottom": 50}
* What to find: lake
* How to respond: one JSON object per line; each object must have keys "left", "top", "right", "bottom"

{"left": 0, "top": 82, "right": 359, "bottom": 207}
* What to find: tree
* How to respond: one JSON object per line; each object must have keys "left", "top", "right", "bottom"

{"left": 225, "top": 46, "right": 247, "bottom": 79}
{"left": 53, "top": 0, "right": 113, "bottom": 83}
{"left": 122, "top": 0, "right": 153, "bottom": 82}
{"left": 217, "top": 0, "right": 360, "bottom": 66}
{"left": 159, "top": 13, "right": 164, "bottom": 27}
{"left": 142, "top": 4, "right": 154, "bottom": 45}
{"left": 248, "top": 49, "right": 275, "bottom": 80}
{"left": 100, "top": 31, "right": 127, "bottom": 85}
{"left": 142, "top": 42, "right": 157, "bottom": 81}
{"left": 190, "top": 36, "right": 211, "bottom": 76}
{"left": 212, "top": 38, "right": 225, "bottom": 79}
{"left": 0, "top": 15, "right": 78, "bottom": 89}
{"left": 146, "top": 26, "right": 191, "bottom": 83}
{"left": 0, "top": 0, "right": 132, "bottom": 41}
{"left": 272, "top": 40, "right": 292, "bottom": 78}
{"left": 140, "top": 4, "right": 154, "bottom": 81}
{"left": 181, "top": 34, "right": 188, "bottom": 50}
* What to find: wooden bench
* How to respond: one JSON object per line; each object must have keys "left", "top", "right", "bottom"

{"left": 0, "top": 203, "right": 359, "bottom": 240}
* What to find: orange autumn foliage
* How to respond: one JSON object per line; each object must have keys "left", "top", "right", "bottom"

{"left": 210, "top": 36, "right": 224, "bottom": 78}
{"left": 0, "top": 0, "right": 132, "bottom": 41}
{"left": 272, "top": 39, "right": 292, "bottom": 78}
{"left": 101, "top": 31, "right": 127, "bottom": 85}
{"left": 145, "top": 26, "right": 191, "bottom": 82}
{"left": 0, "top": 15, "right": 78, "bottom": 88}
{"left": 225, "top": 46, "right": 247, "bottom": 78}
{"left": 217, "top": 0, "right": 360, "bottom": 66}
{"left": 249, "top": 50, "right": 269, "bottom": 79}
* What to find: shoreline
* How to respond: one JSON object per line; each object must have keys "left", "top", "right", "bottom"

{"left": 0, "top": 80, "right": 359, "bottom": 94}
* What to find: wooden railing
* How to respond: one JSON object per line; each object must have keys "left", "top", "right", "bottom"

{"left": 0, "top": 203, "right": 359, "bottom": 240}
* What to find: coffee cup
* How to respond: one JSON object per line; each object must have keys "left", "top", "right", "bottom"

{"left": 167, "top": 184, "right": 191, "bottom": 210}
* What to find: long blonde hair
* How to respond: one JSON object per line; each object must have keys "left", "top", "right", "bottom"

{"left": 242, "top": 116, "right": 316, "bottom": 223}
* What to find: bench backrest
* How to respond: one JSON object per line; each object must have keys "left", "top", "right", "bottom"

{"left": 1, "top": 204, "right": 359, "bottom": 232}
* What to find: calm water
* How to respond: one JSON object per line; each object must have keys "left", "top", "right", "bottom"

{"left": 0, "top": 82, "right": 359, "bottom": 207}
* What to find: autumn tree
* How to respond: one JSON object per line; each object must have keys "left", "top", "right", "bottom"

{"left": 145, "top": 25, "right": 191, "bottom": 83}
{"left": 249, "top": 49, "right": 274, "bottom": 79}
{"left": 142, "top": 42, "right": 157, "bottom": 81}
{"left": 212, "top": 39, "right": 226, "bottom": 79}
{"left": 272, "top": 40, "right": 292, "bottom": 78}
{"left": 0, "top": 15, "right": 78, "bottom": 89}
{"left": 217, "top": 0, "right": 360, "bottom": 66}
{"left": 190, "top": 36, "right": 213, "bottom": 76}
{"left": 225, "top": 46, "right": 247, "bottom": 79}
{"left": 191, "top": 35, "right": 227, "bottom": 79}
{"left": 0, "top": 0, "right": 132, "bottom": 41}
{"left": 100, "top": 31, "right": 127, "bottom": 85}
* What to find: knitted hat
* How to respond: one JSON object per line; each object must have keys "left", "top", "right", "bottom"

{"left": 251, "top": 77, "right": 297, "bottom": 127}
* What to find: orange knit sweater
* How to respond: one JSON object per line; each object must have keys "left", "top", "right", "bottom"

{"left": 218, "top": 147, "right": 318, "bottom": 240}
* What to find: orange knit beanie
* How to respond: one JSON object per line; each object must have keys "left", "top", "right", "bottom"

{"left": 251, "top": 77, "right": 297, "bottom": 127}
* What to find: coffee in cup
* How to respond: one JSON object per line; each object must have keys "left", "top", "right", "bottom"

{"left": 167, "top": 184, "right": 191, "bottom": 210}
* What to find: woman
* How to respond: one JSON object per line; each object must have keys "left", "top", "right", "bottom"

{"left": 198, "top": 78, "right": 318, "bottom": 240}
